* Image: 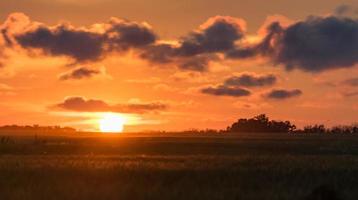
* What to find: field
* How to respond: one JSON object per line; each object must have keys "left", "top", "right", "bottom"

{"left": 0, "top": 133, "right": 358, "bottom": 200}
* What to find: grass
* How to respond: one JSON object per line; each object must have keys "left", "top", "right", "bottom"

{"left": 0, "top": 133, "right": 358, "bottom": 199}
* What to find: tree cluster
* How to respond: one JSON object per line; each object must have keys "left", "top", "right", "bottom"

{"left": 226, "top": 114, "right": 296, "bottom": 133}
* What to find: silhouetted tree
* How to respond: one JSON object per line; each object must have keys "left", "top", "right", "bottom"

{"left": 227, "top": 114, "right": 296, "bottom": 133}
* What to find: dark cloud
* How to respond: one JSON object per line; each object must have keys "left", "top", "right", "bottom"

{"left": 7, "top": 14, "right": 157, "bottom": 63}
{"left": 140, "top": 44, "right": 175, "bottom": 64}
{"left": 226, "top": 16, "right": 358, "bottom": 72}
{"left": 105, "top": 18, "right": 157, "bottom": 51}
{"left": 175, "top": 17, "right": 245, "bottom": 57}
{"left": 15, "top": 25, "right": 106, "bottom": 62}
{"left": 201, "top": 73, "right": 277, "bottom": 97}
{"left": 224, "top": 73, "right": 277, "bottom": 87}
{"left": 201, "top": 85, "right": 251, "bottom": 97}
{"left": 54, "top": 97, "right": 167, "bottom": 114}
{"left": 225, "top": 48, "right": 256, "bottom": 59}
{"left": 4, "top": 13, "right": 358, "bottom": 73}
{"left": 273, "top": 16, "right": 358, "bottom": 72}
{"left": 59, "top": 67, "right": 100, "bottom": 80}
{"left": 140, "top": 16, "right": 245, "bottom": 71}
{"left": 179, "top": 55, "right": 218, "bottom": 71}
{"left": 55, "top": 97, "right": 109, "bottom": 112}
{"left": 265, "top": 89, "right": 302, "bottom": 100}
{"left": 1, "top": 28, "right": 13, "bottom": 46}
{"left": 140, "top": 44, "right": 216, "bottom": 71}
{"left": 226, "top": 22, "right": 283, "bottom": 59}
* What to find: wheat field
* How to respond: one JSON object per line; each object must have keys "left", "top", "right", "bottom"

{"left": 0, "top": 133, "right": 357, "bottom": 200}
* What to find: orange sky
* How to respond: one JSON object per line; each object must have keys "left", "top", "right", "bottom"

{"left": 0, "top": 1, "right": 358, "bottom": 132}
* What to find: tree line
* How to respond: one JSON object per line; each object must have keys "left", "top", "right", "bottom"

{"left": 225, "top": 114, "right": 358, "bottom": 134}
{"left": 0, "top": 125, "right": 76, "bottom": 133}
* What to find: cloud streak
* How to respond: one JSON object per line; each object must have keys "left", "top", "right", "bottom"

{"left": 59, "top": 67, "right": 101, "bottom": 80}
{"left": 53, "top": 96, "right": 168, "bottom": 114}
{"left": 265, "top": 89, "right": 302, "bottom": 100}
{"left": 224, "top": 73, "right": 277, "bottom": 87}
{"left": 201, "top": 85, "right": 251, "bottom": 97}
{"left": 201, "top": 73, "right": 278, "bottom": 97}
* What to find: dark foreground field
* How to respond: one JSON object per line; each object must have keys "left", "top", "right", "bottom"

{"left": 0, "top": 133, "right": 358, "bottom": 200}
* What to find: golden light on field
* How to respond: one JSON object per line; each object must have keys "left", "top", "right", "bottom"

{"left": 99, "top": 113, "right": 126, "bottom": 133}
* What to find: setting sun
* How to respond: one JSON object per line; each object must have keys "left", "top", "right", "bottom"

{"left": 99, "top": 113, "right": 125, "bottom": 133}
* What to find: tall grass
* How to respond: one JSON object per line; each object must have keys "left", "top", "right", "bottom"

{"left": 0, "top": 133, "right": 357, "bottom": 199}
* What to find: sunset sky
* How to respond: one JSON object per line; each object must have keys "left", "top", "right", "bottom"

{"left": 1, "top": 0, "right": 358, "bottom": 132}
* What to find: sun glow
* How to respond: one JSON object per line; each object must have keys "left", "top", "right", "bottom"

{"left": 99, "top": 113, "right": 125, "bottom": 133}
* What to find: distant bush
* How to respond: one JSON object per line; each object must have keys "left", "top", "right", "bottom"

{"left": 226, "top": 114, "right": 296, "bottom": 133}
{"left": 330, "top": 125, "right": 358, "bottom": 134}
{"left": 296, "top": 124, "right": 358, "bottom": 134}
{"left": 302, "top": 124, "right": 327, "bottom": 134}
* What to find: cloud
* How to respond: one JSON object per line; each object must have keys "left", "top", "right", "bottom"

{"left": 169, "top": 71, "right": 210, "bottom": 83}
{"left": 224, "top": 73, "right": 277, "bottom": 87}
{"left": 179, "top": 55, "right": 217, "bottom": 71}
{"left": 334, "top": 4, "right": 351, "bottom": 16}
{"left": 200, "top": 73, "right": 277, "bottom": 97}
{"left": 4, "top": 13, "right": 236, "bottom": 71}
{"left": 201, "top": 85, "right": 251, "bottom": 97}
{"left": 265, "top": 89, "right": 302, "bottom": 100}
{"left": 225, "top": 15, "right": 358, "bottom": 72}
{"left": 0, "top": 13, "right": 31, "bottom": 46}
{"left": 140, "top": 16, "right": 246, "bottom": 71}
{"left": 342, "top": 77, "right": 358, "bottom": 87}
{"left": 343, "top": 91, "right": 358, "bottom": 97}
{"left": 225, "top": 22, "right": 283, "bottom": 59}
{"left": 3, "top": 12, "right": 358, "bottom": 73}
{"left": 15, "top": 25, "right": 106, "bottom": 62}
{"left": 175, "top": 16, "right": 246, "bottom": 56}
{"left": 2, "top": 13, "right": 157, "bottom": 63}
{"left": 105, "top": 18, "right": 157, "bottom": 51}
{"left": 271, "top": 16, "right": 358, "bottom": 72}
{"left": 140, "top": 44, "right": 175, "bottom": 64}
{"left": 217, "top": 14, "right": 358, "bottom": 73}
{"left": 59, "top": 67, "right": 101, "bottom": 80}
{"left": 53, "top": 96, "right": 167, "bottom": 114}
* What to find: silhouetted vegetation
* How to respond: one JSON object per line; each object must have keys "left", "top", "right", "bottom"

{"left": 0, "top": 125, "right": 76, "bottom": 134}
{"left": 1, "top": 115, "right": 358, "bottom": 136}
{"left": 225, "top": 114, "right": 358, "bottom": 135}
{"left": 295, "top": 124, "right": 358, "bottom": 134}
{"left": 302, "top": 124, "right": 327, "bottom": 134}
{"left": 226, "top": 114, "right": 296, "bottom": 133}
